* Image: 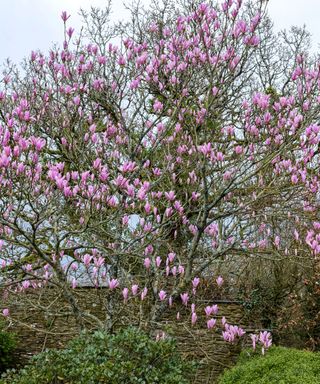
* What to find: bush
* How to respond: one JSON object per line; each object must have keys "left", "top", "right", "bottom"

{"left": 0, "top": 320, "right": 16, "bottom": 373}
{"left": 0, "top": 327, "right": 194, "bottom": 384}
{"left": 218, "top": 346, "right": 320, "bottom": 384}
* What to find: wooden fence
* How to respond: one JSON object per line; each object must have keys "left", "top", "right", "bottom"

{"left": 2, "top": 287, "right": 262, "bottom": 383}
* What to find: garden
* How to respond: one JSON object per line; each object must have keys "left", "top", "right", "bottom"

{"left": 0, "top": 0, "right": 320, "bottom": 382}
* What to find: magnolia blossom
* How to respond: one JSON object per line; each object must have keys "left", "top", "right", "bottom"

{"left": 207, "top": 318, "right": 216, "bottom": 329}
{"left": 122, "top": 287, "right": 129, "bottom": 302}
{"left": 108, "top": 278, "right": 119, "bottom": 290}
{"left": 259, "top": 331, "right": 272, "bottom": 354}
{"left": 144, "top": 257, "right": 151, "bottom": 269}
{"left": 167, "top": 252, "right": 176, "bottom": 263}
{"left": 82, "top": 254, "right": 92, "bottom": 267}
{"left": 61, "top": 11, "right": 70, "bottom": 22}
{"left": 204, "top": 304, "right": 219, "bottom": 317}
{"left": 141, "top": 287, "right": 148, "bottom": 301}
{"left": 211, "top": 304, "right": 219, "bottom": 315}
{"left": 250, "top": 334, "right": 259, "bottom": 351}
{"left": 158, "top": 290, "right": 167, "bottom": 301}
{"left": 192, "top": 277, "right": 200, "bottom": 294}
{"left": 192, "top": 277, "right": 200, "bottom": 289}
{"left": 180, "top": 292, "right": 189, "bottom": 306}
{"left": 71, "top": 278, "right": 77, "bottom": 289}
{"left": 155, "top": 256, "right": 162, "bottom": 268}
{"left": 223, "top": 330, "right": 235, "bottom": 343}
{"left": 22, "top": 280, "right": 30, "bottom": 290}
{"left": 216, "top": 276, "right": 224, "bottom": 287}
{"left": 131, "top": 284, "right": 139, "bottom": 296}
{"left": 205, "top": 306, "right": 213, "bottom": 317}
{"left": 153, "top": 99, "right": 163, "bottom": 112}
{"left": 222, "top": 325, "right": 245, "bottom": 343}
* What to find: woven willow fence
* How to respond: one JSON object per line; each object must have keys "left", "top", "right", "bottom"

{"left": 2, "top": 287, "right": 261, "bottom": 383}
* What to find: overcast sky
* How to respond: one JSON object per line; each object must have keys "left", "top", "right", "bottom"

{"left": 0, "top": 0, "right": 319, "bottom": 65}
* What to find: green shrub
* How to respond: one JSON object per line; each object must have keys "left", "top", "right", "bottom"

{"left": 218, "top": 346, "right": 320, "bottom": 384}
{"left": 0, "top": 320, "right": 16, "bottom": 373}
{"left": 0, "top": 327, "right": 194, "bottom": 384}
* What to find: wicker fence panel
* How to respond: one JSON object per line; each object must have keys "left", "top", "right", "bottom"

{"left": 2, "top": 287, "right": 260, "bottom": 383}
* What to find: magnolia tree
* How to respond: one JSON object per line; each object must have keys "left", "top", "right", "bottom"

{"left": 0, "top": 0, "right": 319, "bottom": 353}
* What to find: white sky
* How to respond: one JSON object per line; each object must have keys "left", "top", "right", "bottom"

{"left": 0, "top": 0, "right": 319, "bottom": 65}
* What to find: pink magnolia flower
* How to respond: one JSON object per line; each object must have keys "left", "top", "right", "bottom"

{"left": 189, "top": 224, "right": 198, "bottom": 235}
{"left": 158, "top": 290, "right": 167, "bottom": 301}
{"left": 122, "top": 215, "right": 129, "bottom": 226}
{"left": 167, "top": 252, "right": 176, "bottom": 263}
{"left": 73, "top": 95, "right": 80, "bottom": 106}
{"left": 94, "top": 257, "right": 104, "bottom": 268}
{"left": 259, "top": 331, "right": 272, "bottom": 354}
{"left": 144, "top": 202, "right": 151, "bottom": 214}
{"left": 204, "top": 305, "right": 214, "bottom": 317}
{"left": 122, "top": 287, "right": 129, "bottom": 302}
{"left": 180, "top": 292, "right": 189, "bottom": 306}
{"left": 274, "top": 235, "right": 281, "bottom": 249}
{"left": 211, "top": 304, "right": 219, "bottom": 315}
{"left": 61, "top": 11, "right": 71, "bottom": 22}
{"left": 191, "top": 312, "right": 197, "bottom": 326}
{"left": 222, "top": 330, "right": 235, "bottom": 343}
{"left": 235, "top": 145, "right": 243, "bottom": 154}
{"left": 141, "top": 287, "right": 148, "bottom": 301}
{"left": 144, "top": 257, "right": 151, "bottom": 269}
{"left": 207, "top": 318, "right": 216, "bottom": 329}
{"left": 164, "top": 191, "right": 176, "bottom": 201}
{"left": 118, "top": 56, "right": 126, "bottom": 66}
{"left": 234, "top": 326, "right": 246, "bottom": 337}
{"left": 165, "top": 207, "right": 173, "bottom": 217}
{"left": 192, "top": 277, "right": 200, "bottom": 294}
{"left": 131, "top": 284, "right": 139, "bottom": 296}
{"left": 67, "top": 27, "right": 74, "bottom": 38}
{"left": 22, "top": 280, "right": 30, "bottom": 290}
{"left": 250, "top": 334, "right": 259, "bottom": 351}
{"left": 82, "top": 254, "right": 92, "bottom": 267}
{"left": 216, "top": 276, "right": 224, "bottom": 287}
{"left": 71, "top": 278, "right": 77, "bottom": 289}
{"left": 153, "top": 99, "right": 163, "bottom": 112}
{"left": 144, "top": 245, "right": 154, "bottom": 256}
{"left": 108, "top": 278, "right": 119, "bottom": 290}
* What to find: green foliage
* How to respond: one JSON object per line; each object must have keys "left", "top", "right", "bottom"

{"left": 0, "top": 320, "right": 16, "bottom": 373}
{"left": 218, "top": 346, "right": 320, "bottom": 384}
{"left": 265, "top": 86, "right": 279, "bottom": 102}
{"left": 0, "top": 327, "right": 194, "bottom": 384}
